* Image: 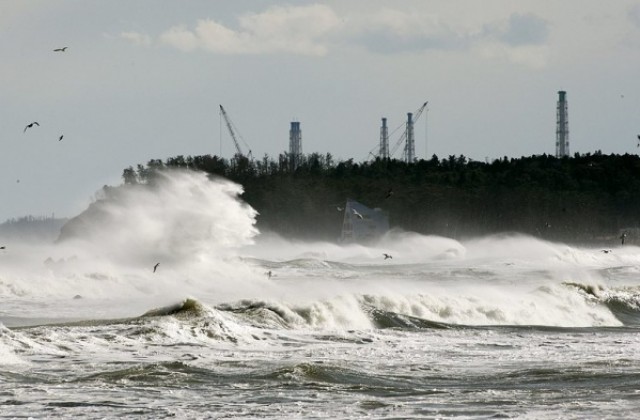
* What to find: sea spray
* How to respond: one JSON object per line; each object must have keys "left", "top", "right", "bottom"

{"left": 3, "top": 181, "right": 640, "bottom": 419}
{"left": 0, "top": 170, "right": 266, "bottom": 318}
{"left": 58, "top": 170, "right": 258, "bottom": 264}
{"left": 1, "top": 169, "right": 636, "bottom": 327}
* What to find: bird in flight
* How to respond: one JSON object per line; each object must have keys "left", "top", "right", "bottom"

{"left": 352, "top": 209, "right": 363, "bottom": 219}
{"left": 53, "top": 47, "right": 68, "bottom": 52}
{"left": 59, "top": 135, "right": 64, "bottom": 141}
{"left": 24, "top": 122, "right": 39, "bottom": 132}
{"left": 153, "top": 262, "right": 160, "bottom": 273}
{"left": 383, "top": 253, "right": 392, "bottom": 260}
{"left": 0, "top": 246, "right": 5, "bottom": 250}
{"left": 336, "top": 206, "right": 344, "bottom": 211}
{"left": 385, "top": 188, "right": 394, "bottom": 199}
{"left": 601, "top": 249, "right": 611, "bottom": 254}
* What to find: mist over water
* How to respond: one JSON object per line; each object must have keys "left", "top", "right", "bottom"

{"left": 4, "top": 170, "right": 640, "bottom": 418}
{"left": 0, "top": 170, "right": 264, "bottom": 318}
{"left": 61, "top": 170, "right": 258, "bottom": 262}
{"left": 1, "top": 168, "right": 639, "bottom": 327}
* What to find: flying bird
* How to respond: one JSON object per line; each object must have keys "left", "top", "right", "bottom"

{"left": 336, "top": 206, "right": 344, "bottom": 211}
{"left": 53, "top": 47, "right": 68, "bottom": 52}
{"left": 59, "top": 135, "right": 64, "bottom": 141}
{"left": 385, "top": 188, "right": 394, "bottom": 199}
{"left": 352, "top": 209, "right": 363, "bottom": 219}
{"left": 153, "top": 262, "right": 160, "bottom": 273}
{"left": 0, "top": 246, "right": 5, "bottom": 250}
{"left": 383, "top": 253, "right": 392, "bottom": 260}
{"left": 24, "top": 122, "right": 39, "bottom": 132}
{"left": 601, "top": 249, "right": 612, "bottom": 254}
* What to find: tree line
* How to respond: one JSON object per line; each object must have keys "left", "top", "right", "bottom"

{"left": 122, "top": 151, "right": 640, "bottom": 244}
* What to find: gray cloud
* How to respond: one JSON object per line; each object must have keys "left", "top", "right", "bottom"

{"left": 348, "top": 11, "right": 549, "bottom": 56}
{"left": 353, "top": 28, "right": 470, "bottom": 54}
{"left": 629, "top": 4, "right": 640, "bottom": 28}
{"left": 492, "top": 13, "right": 550, "bottom": 46}
{"left": 345, "top": 9, "right": 472, "bottom": 54}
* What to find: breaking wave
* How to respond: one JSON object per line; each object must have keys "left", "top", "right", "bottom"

{"left": 2, "top": 169, "right": 640, "bottom": 343}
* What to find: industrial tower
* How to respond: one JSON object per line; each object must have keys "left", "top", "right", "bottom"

{"left": 405, "top": 112, "right": 415, "bottom": 163}
{"left": 289, "top": 121, "right": 302, "bottom": 169}
{"left": 556, "top": 91, "right": 569, "bottom": 158}
{"left": 379, "top": 118, "right": 389, "bottom": 159}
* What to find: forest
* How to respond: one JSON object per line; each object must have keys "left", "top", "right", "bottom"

{"left": 120, "top": 151, "right": 640, "bottom": 244}
{"left": 0, "top": 215, "right": 68, "bottom": 243}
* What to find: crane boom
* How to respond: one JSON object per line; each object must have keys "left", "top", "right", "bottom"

{"left": 414, "top": 101, "right": 428, "bottom": 122}
{"left": 219, "top": 105, "right": 244, "bottom": 156}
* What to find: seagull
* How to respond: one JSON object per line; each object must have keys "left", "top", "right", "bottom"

{"left": 352, "top": 209, "right": 363, "bottom": 219}
{"left": 383, "top": 253, "right": 392, "bottom": 260}
{"left": 59, "top": 135, "right": 64, "bottom": 141}
{"left": 0, "top": 246, "right": 5, "bottom": 250}
{"left": 336, "top": 206, "right": 344, "bottom": 211}
{"left": 601, "top": 249, "right": 612, "bottom": 254}
{"left": 24, "top": 122, "right": 39, "bottom": 132}
{"left": 385, "top": 188, "right": 394, "bottom": 199}
{"left": 53, "top": 47, "right": 68, "bottom": 52}
{"left": 153, "top": 262, "right": 160, "bottom": 273}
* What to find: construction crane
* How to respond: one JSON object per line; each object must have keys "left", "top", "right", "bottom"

{"left": 389, "top": 101, "right": 429, "bottom": 162}
{"left": 219, "top": 105, "right": 252, "bottom": 159}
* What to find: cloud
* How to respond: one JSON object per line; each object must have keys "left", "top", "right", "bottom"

{"left": 474, "top": 43, "right": 550, "bottom": 69}
{"left": 348, "top": 8, "right": 470, "bottom": 53}
{"left": 120, "top": 31, "right": 153, "bottom": 47}
{"left": 347, "top": 9, "right": 548, "bottom": 56}
{"left": 471, "top": 13, "right": 550, "bottom": 68}
{"left": 128, "top": 5, "right": 550, "bottom": 68}
{"left": 629, "top": 4, "right": 640, "bottom": 28}
{"left": 488, "top": 13, "right": 550, "bottom": 46}
{"left": 158, "top": 4, "right": 340, "bottom": 56}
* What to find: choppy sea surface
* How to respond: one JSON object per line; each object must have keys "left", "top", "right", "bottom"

{"left": 2, "top": 171, "right": 640, "bottom": 419}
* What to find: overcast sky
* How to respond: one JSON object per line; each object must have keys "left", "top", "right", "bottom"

{"left": 1, "top": 0, "right": 639, "bottom": 221}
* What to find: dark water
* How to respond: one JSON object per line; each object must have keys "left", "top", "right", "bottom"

{"left": 3, "top": 292, "right": 640, "bottom": 419}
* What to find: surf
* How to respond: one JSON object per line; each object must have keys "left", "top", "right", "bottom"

{"left": 1, "top": 169, "right": 638, "bottom": 331}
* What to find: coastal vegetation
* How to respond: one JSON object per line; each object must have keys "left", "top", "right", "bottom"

{"left": 121, "top": 151, "right": 640, "bottom": 244}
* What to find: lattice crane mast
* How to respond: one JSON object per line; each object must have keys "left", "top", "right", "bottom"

{"left": 219, "top": 105, "right": 252, "bottom": 159}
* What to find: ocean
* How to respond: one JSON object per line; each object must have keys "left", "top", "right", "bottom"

{"left": 2, "top": 170, "right": 640, "bottom": 419}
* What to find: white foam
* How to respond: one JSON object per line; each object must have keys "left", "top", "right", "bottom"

{"left": 0, "top": 170, "right": 637, "bottom": 328}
